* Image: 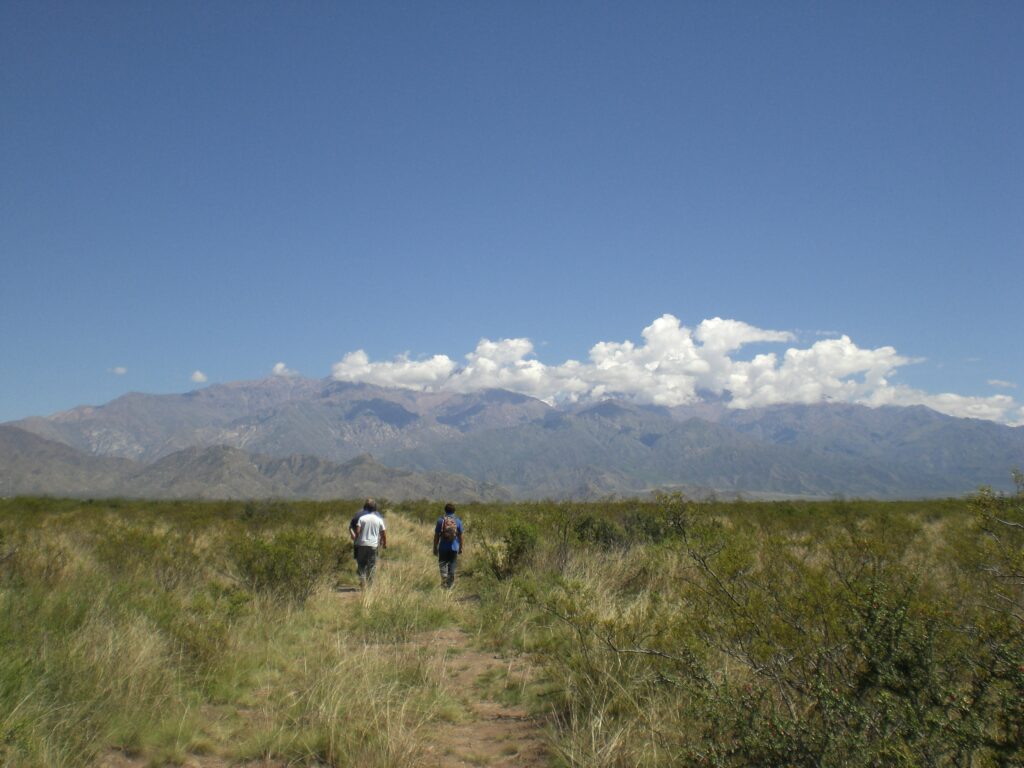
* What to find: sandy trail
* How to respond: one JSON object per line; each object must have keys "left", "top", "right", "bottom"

{"left": 332, "top": 586, "right": 550, "bottom": 767}
{"left": 419, "top": 626, "right": 548, "bottom": 768}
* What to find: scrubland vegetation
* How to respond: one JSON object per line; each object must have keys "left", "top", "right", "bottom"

{"left": 456, "top": 485, "right": 1024, "bottom": 767}
{"left": 1, "top": 481, "right": 1022, "bottom": 767}
{"left": 0, "top": 500, "right": 467, "bottom": 767}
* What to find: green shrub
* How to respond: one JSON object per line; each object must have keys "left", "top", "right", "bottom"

{"left": 239, "top": 499, "right": 292, "bottom": 525}
{"left": 229, "top": 528, "right": 338, "bottom": 603}
{"left": 0, "top": 532, "right": 70, "bottom": 588}
{"left": 476, "top": 491, "right": 1024, "bottom": 767}
{"left": 574, "top": 515, "right": 624, "bottom": 550}
{"left": 483, "top": 522, "right": 539, "bottom": 580}
{"left": 94, "top": 523, "right": 203, "bottom": 590}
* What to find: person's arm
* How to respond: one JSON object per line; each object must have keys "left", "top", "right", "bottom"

{"left": 380, "top": 529, "right": 387, "bottom": 549}
{"left": 433, "top": 521, "right": 440, "bottom": 555}
{"left": 354, "top": 523, "right": 362, "bottom": 543}
{"left": 456, "top": 520, "right": 464, "bottom": 553}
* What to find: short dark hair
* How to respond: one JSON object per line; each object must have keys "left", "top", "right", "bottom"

{"left": 364, "top": 498, "right": 377, "bottom": 512}
{"left": 444, "top": 502, "right": 456, "bottom": 514}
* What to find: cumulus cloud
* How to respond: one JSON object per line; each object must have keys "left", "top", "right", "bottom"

{"left": 331, "top": 350, "right": 456, "bottom": 389}
{"left": 989, "top": 379, "right": 1017, "bottom": 389}
{"left": 191, "top": 370, "right": 208, "bottom": 383}
{"left": 272, "top": 362, "right": 299, "bottom": 378}
{"left": 329, "top": 314, "right": 1024, "bottom": 426}
{"left": 109, "top": 366, "right": 127, "bottom": 375}
{"left": 868, "top": 387, "right": 1024, "bottom": 426}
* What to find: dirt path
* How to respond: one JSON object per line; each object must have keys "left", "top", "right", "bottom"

{"left": 99, "top": 582, "right": 551, "bottom": 767}
{"left": 327, "top": 587, "right": 550, "bottom": 766}
{"left": 420, "top": 627, "right": 549, "bottom": 768}
{"left": 99, "top": 639, "right": 550, "bottom": 768}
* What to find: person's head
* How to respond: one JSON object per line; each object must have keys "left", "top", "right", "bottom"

{"left": 364, "top": 498, "right": 377, "bottom": 512}
{"left": 444, "top": 502, "right": 456, "bottom": 516}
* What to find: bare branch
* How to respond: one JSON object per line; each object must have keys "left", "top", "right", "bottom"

{"left": 991, "top": 515, "right": 1024, "bottom": 531}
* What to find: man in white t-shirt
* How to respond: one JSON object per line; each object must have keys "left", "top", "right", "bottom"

{"left": 354, "top": 503, "right": 387, "bottom": 587}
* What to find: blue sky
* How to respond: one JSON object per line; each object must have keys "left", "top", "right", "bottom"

{"left": 2, "top": 2, "right": 1022, "bottom": 424}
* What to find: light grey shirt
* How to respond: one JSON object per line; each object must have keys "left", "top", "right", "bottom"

{"left": 355, "top": 512, "right": 386, "bottom": 548}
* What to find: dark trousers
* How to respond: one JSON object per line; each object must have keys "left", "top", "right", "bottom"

{"left": 356, "top": 545, "right": 378, "bottom": 585}
{"left": 438, "top": 551, "right": 457, "bottom": 588}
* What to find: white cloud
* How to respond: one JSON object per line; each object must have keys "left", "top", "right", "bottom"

{"left": 331, "top": 350, "right": 456, "bottom": 389}
{"left": 989, "top": 379, "right": 1017, "bottom": 389}
{"left": 694, "top": 317, "right": 795, "bottom": 352}
{"left": 869, "top": 387, "right": 1024, "bottom": 426}
{"left": 110, "top": 366, "right": 127, "bottom": 376}
{"left": 329, "top": 314, "right": 1024, "bottom": 425}
{"left": 191, "top": 370, "right": 208, "bottom": 383}
{"left": 272, "top": 362, "right": 299, "bottom": 378}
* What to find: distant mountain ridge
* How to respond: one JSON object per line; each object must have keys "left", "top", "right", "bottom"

{"left": 5, "top": 377, "right": 1024, "bottom": 499}
{"left": 10, "top": 379, "right": 549, "bottom": 463}
{"left": 0, "top": 425, "right": 506, "bottom": 501}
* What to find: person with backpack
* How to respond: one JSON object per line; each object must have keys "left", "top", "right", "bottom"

{"left": 433, "top": 502, "right": 463, "bottom": 589}
{"left": 354, "top": 502, "right": 386, "bottom": 588}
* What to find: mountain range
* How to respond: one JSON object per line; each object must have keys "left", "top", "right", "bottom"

{"left": 4, "top": 377, "right": 1023, "bottom": 500}
{"left": 0, "top": 424, "right": 504, "bottom": 501}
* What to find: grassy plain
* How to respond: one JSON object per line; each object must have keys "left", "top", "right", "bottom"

{"left": 1, "top": 489, "right": 1021, "bottom": 767}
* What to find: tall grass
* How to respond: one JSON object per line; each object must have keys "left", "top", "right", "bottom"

{"left": 468, "top": 492, "right": 1024, "bottom": 767}
{"left": 0, "top": 498, "right": 474, "bottom": 767}
{"left": 5, "top": 492, "right": 1016, "bottom": 766}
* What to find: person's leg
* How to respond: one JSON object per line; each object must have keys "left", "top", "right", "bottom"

{"left": 356, "top": 546, "right": 371, "bottom": 587}
{"left": 439, "top": 552, "right": 456, "bottom": 588}
{"left": 365, "top": 546, "right": 378, "bottom": 585}
{"left": 447, "top": 553, "right": 458, "bottom": 587}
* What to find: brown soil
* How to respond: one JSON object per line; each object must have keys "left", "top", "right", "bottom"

{"left": 333, "top": 584, "right": 550, "bottom": 766}
{"left": 419, "top": 627, "right": 549, "bottom": 768}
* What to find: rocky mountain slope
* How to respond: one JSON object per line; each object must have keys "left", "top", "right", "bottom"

{"left": 6, "top": 378, "right": 1024, "bottom": 499}
{"left": 10, "top": 380, "right": 549, "bottom": 463}
{"left": 0, "top": 424, "right": 136, "bottom": 497}
{"left": 0, "top": 425, "right": 505, "bottom": 501}
{"left": 382, "top": 401, "right": 963, "bottom": 498}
